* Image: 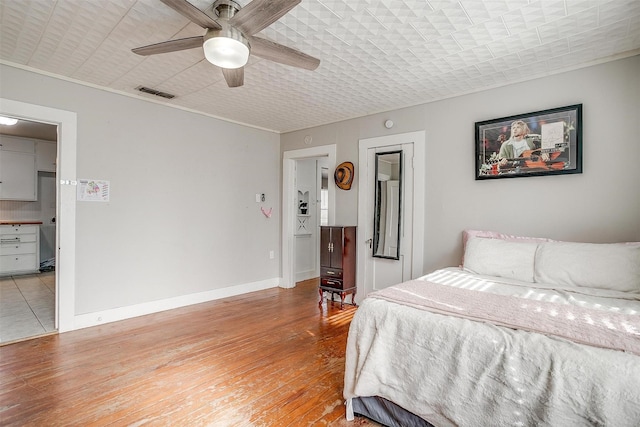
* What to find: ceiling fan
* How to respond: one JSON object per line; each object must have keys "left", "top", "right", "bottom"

{"left": 132, "top": 0, "right": 320, "bottom": 88}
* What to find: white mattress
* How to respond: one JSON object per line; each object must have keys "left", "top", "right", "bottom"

{"left": 344, "top": 268, "right": 640, "bottom": 426}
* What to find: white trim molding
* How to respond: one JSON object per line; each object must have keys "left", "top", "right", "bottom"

{"left": 73, "top": 278, "right": 280, "bottom": 330}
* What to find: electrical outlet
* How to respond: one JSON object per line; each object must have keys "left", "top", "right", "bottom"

{"left": 255, "top": 193, "right": 261, "bottom": 203}
{"left": 269, "top": 250, "right": 275, "bottom": 259}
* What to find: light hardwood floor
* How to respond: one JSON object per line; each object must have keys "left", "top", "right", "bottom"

{"left": 0, "top": 278, "right": 380, "bottom": 426}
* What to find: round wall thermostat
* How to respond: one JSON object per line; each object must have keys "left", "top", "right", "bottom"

{"left": 384, "top": 120, "right": 394, "bottom": 129}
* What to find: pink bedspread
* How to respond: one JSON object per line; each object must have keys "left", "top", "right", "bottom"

{"left": 369, "top": 279, "right": 640, "bottom": 355}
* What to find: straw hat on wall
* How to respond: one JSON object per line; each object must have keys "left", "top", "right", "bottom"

{"left": 334, "top": 161, "right": 354, "bottom": 190}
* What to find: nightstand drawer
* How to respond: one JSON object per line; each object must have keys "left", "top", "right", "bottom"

{"left": 321, "top": 267, "right": 343, "bottom": 280}
{"left": 321, "top": 277, "right": 344, "bottom": 289}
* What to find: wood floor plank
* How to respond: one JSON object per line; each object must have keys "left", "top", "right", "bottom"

{"left": 0, "top": 279, "right": 379, "bottom": 426}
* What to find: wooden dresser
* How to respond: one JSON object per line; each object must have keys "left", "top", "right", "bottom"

{"left": 319, "top": 226, "right": 356, "bottom": 308}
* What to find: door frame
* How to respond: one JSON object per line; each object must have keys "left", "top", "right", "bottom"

{"left": 357, "top": 131, "right": 425, "bottom": 300}
{"left": 282, "top": 144, "right": 336, "bottom": 289}
{"left": 0, "top": 98, "right": 77, "bottom": 332}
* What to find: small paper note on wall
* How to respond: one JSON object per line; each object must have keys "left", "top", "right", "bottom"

{"left": 77, "top": 179, "right": 110, "bottom": 202}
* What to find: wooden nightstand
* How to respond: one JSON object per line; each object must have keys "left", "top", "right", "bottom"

{"left": 318, "top": 226, "right": 357, "bottom": 309}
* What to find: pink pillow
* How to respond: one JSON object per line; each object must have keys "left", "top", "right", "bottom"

{"left": 461, "top": 229, "right": 555, "bottom": 265}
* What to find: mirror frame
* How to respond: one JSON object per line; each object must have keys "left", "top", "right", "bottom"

{"left": 372, "top": 150, "right": 402, "bottom": 260}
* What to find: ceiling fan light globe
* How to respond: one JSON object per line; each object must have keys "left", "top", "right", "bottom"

{"left": 203, "top": 36, "right": 249, "bottom": 69}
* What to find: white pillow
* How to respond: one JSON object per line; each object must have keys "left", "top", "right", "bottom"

{"left": 460, "top": 229, "right": 554, "bottom": 265}
{"left": 534, "top": 242, "right": 640, "bottom": 293}
{"left": 463, "top": 237, "right": 538, "bottom": 282}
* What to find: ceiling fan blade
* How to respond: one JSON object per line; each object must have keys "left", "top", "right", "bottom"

{"left": 249, "top": 36, "right": 320, "bottom": 71}
{"left": 230, "top": 0, "right": 300, "bottom": 36}
{"left": 222, "top": 67, "right": 244, "bottom": 87}
{"left": 132, "top": 36, "right": 204, "bottom": 56}
{"left": 160, "top": 0, "right": 221, "bottom": 29}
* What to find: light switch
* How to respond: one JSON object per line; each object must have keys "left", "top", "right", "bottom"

{"left": 255, "top": 194, "right": 261, "bottom": 203}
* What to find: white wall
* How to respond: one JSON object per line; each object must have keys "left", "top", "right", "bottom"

{"left": 1, "top": 64, "right": 281, "bottom": 323}
{"left": 3, "top": 55, "right": 638, "bottom": 325}
{"left": 282, "top": 55, "right": 640, "bottom": 274}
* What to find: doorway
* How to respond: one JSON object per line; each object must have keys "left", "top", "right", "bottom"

{"left": 0, "top": 117, "right": 58, "bottom": 343}
{"left": 0, "top": 98, "right": 78, "bottom": 335}
{"left": 282, "top": 145, "right": 336, "bottom": 289}
{"left": 294, "top": 157, "right": 329, "bottom": 283}
{"left": 356, "top": 131, "right": 425, "bottom": 301}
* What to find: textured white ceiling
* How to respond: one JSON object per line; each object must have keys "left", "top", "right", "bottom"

{"left": 1, "top": 0, "right": 639, "bottom": 133}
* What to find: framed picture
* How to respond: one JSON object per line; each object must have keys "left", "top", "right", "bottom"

{"left": 475, "top": 104, "right": 582, "bottom": 180}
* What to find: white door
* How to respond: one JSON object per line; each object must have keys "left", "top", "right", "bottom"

{"left": 364, "top": 144, "right": 413, "bottom": 293}
{"left": 357, "top": 131, "right": 425, "bottom": 301}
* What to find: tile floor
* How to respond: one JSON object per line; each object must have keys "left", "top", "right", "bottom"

{"left": 0, "top": 271, "right": 56, "bottom": 344}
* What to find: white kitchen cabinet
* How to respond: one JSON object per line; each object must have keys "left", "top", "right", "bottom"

{"left": 0, "top": 224, "right": 40, "bottom": 275}
{"left": 0, "top": 137, "right": 37, "bottom": 201}
{"left": 36, "top": 141, "right": 57, "bottom": 172}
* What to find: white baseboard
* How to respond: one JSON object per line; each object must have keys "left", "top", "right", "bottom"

{"left": 71, "top": 277, "right": 282, "bottom": 331}
{"left": 295, "top": 269, "right": 317, "bottom": 283}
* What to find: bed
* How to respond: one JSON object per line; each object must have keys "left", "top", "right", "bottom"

{"left": 343, "top": 231, "right": 640, "bottom": 426}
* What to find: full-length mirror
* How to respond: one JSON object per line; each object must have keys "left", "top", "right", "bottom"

{"left": 373, "top": 150, "right": 402, "bottom": 260}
